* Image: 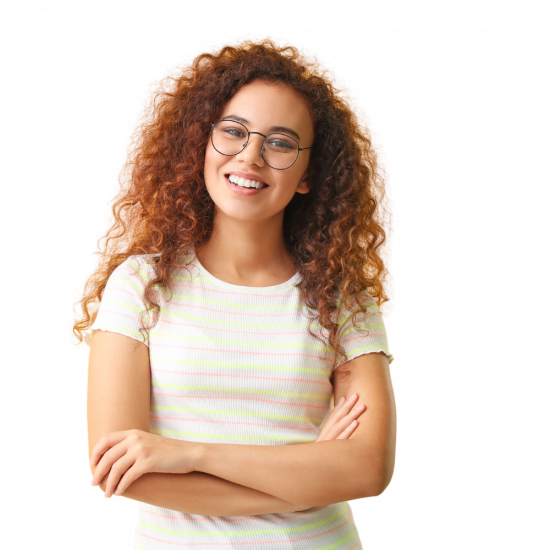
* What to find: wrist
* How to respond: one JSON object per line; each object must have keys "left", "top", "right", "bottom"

{"left": 192, "top": 442, "right": 208, "bottom": 472}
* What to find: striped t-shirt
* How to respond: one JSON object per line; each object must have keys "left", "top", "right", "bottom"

{"left": 85, "top": 251, "right": 393, "bottom": 549}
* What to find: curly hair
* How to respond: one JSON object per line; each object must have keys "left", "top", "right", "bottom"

{"left": 73, "top": 38, "right": 391, "bottom": 375}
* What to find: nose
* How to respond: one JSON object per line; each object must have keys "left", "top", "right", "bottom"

{"left": 237, "top": 133, "right": 265, "bottom": 167}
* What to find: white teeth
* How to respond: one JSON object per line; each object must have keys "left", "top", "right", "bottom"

{"left": 228, "top": 175, "right": 265, "bottom": 189}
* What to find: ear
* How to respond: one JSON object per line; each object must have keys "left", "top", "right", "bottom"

{"left": 295, "top": 171, "right": 310, "bottom": 195}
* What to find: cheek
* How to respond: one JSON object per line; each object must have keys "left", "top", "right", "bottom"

{"left": 203, "top": 143, "right": 220, "bottom": 176}
{"left": 204, "top": 145, "right": 213, "bottom": 172}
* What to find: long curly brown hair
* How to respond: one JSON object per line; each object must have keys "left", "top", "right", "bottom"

{"left": 73, "top": 38, "right": 391, "bottom": 374}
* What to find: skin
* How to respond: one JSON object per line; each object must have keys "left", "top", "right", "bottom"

{"left": 198, "top": 78, "right": 314, "bottom": 285}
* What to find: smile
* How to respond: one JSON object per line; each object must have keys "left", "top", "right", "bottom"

{"left": 225, "top": 174, "right": 269, "bottom": 195}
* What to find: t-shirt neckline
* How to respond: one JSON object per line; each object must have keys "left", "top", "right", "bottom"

{"left": 190, "top": 250, "right": 301, "bottom": 293}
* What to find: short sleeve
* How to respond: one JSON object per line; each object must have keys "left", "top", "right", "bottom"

{"left": 335, "top": 291, "right": 394, "bottom": 370}
{"left": 83, "top": 255, "right": 156, "bottom": 348}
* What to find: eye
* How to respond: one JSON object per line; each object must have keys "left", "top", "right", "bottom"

{"left": 266, "top": 136, "right": 296, "bottom": 152}
{"left": 223, "top": 126, "right": 246, "bottom": 139}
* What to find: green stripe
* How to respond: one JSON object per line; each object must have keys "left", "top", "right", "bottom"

{"left": 149, "top": 355, "right": 332, "bottom": 375}
{"left": 151, "top": 380, "right": 327, "bottom": 399}
{"left": 315, "top": 533, "right": 357, "bottom": 550}
{"left": 151, "top": 405, "right": 320, "bottom": 422}
{"left": 134, "top": 539, "right": 149, "bottom": 550}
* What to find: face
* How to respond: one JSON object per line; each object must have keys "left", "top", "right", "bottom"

{"left": 203, "top": 79, "right": 314, "bottom": 224}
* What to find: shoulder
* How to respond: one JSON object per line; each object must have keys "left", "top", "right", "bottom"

{"left": 101, "top": 254, "right": 164, "bottom": 307}
{"left": 339, "top": 288, "right": 377, "bottom": 308}
{"left": 338, "top": 289, "right": 380, "bottom": 324}
{"left": 115, "top": 253, "right": 160, "bottom": 274}
{"left": 110, "top": 254, "right": 160, "bottom": 285}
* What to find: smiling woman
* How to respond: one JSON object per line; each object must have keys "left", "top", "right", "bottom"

{"left": 75, "top": 39, "right": 395, "bottom": 550}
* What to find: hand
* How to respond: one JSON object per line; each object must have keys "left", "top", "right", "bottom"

{"left": 316, "top": 392, "right": 365, "bottom": 442}
{"left": 90, "top": 429, "right": 201, "bottom": 498}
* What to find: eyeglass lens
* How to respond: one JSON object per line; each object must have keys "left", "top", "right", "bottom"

{"left": 212, "top": 120, "right": 299, "bottom": 170}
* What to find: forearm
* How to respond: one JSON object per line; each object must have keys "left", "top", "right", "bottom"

{"left": 91, "top": 464, "right": 300, "bottom": 517}
{"left": 196, "top": 439, "right": 383, "bottom": 508}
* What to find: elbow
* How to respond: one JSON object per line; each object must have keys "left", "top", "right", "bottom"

{"left": 370, "top": 472, "right": 393, "bottom": 497}
{"left": 363, "top": 459, "right": 395, "bottom": 498}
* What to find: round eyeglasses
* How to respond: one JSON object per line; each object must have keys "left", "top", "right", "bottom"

{"left": 210, "top": 119, "right": 313, "bottom": 170}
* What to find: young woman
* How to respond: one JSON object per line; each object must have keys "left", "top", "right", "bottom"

{"left": 75, "top": 39, "right": 396, "bottom": 550}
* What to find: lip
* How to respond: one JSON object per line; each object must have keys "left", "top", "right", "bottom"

{"left": 225, "top": 174, "right": 269, "bottom": 196}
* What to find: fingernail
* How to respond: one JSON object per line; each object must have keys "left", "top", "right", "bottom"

{"left": 115, "top": 489, "right": 120, "bottom": 496}
{"left": 348, "top": 393, "right": 357, "bottom": 401}
{"left": 105, "top": 491, "right": 110, "bottom": 498}
{"left": 351, "top": 419, "right": 357, "bottom": 425}
{"left": 338, "top": 397, "right": 345, "bottom": 405}
{"left": 355, "top": 403, "right": 364, "bottom": 410}
{"left": 91, "top": 478, "right": 97, "bottom": 486}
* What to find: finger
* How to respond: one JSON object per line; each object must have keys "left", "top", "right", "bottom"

{"left": 316, "top": 393, "right": 364, "bottom": 441}
{"left": 90, "top": 432, "right": 118, "bottom": 466}
{"left": 324, "top": 402, "right": 365, "bottom": 439}
{"left": 92, "top": 444, "right": 128, "bottom": 487}
{"left": 335, "top": 393, "right": 360, "bottom": 416}
{"left": 104, "top": 453, "right": 136, "bottom": 497}
{"left": 326, "top": 393, "right": 360, "bottom": 427}
{"left": 339, "top": 393, "right": 360, "bottom": 413}
{"left": 90, "top": 430, "right": 132, "bottom": 466}
{"left": 337, "top": 401, "right": 366, "bottom": 429}
{"left": 336, "top": 419, "right": 359, "bottom": 439}
{"left": 90, "top": 432, "right": 121, "bottom": 466}
{"left": 316, "top": 394, "right": 360, "bottom": 441}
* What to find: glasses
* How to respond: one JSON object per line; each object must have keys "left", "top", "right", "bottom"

{"left": 211, "top": 119, "right": 313, "bottom": 170}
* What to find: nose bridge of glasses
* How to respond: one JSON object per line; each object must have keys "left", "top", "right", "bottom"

{"left": 248, "top": 131, "right": 266, "bottom": 144}
{"left": 244, "top": 131, "right": 267, "bottom": 153}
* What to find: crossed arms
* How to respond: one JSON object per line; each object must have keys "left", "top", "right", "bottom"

{"left": 87, "top": 330, "right": 396, "bottom": 516}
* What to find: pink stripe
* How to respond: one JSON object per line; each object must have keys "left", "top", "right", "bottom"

{"left": 159, "top": 312, "right": 324, "bottom": 336}
{"left": 156, "top": 337, "right": 330, "bottom": 364}
{"left": 151, "top": 342, "right": 332, "bottom": 359}
{"left": 151, "top": 391, "right": 331, "bottom": 410}
{"left": 151, "top": 368, "right": 331, "bottom": 387}
{"left": 164, "top": 299, "right": 378, "bottom": 319}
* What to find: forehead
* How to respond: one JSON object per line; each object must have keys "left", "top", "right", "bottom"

{"left": 220, "top": 80, "right": 314, "bottom": 143}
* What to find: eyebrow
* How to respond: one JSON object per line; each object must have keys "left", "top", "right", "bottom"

{"left": 221, "top": 114, "right": 302, "bottom": 142}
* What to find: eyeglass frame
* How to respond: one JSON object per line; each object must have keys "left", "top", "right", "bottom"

{"left": 210, "top": 119, "right": 313, "bottom": 170}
